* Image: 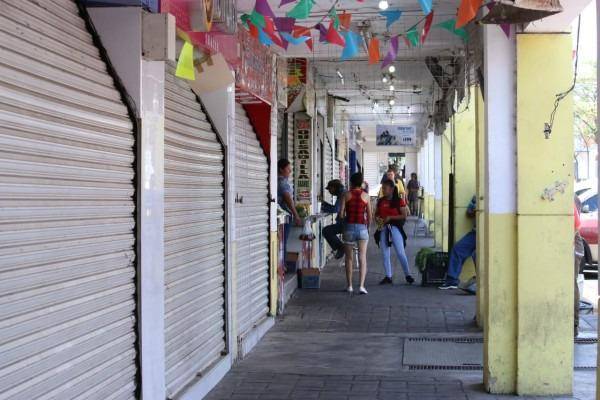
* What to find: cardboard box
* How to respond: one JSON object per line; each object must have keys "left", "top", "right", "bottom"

{"left": 286, "top": 252, "right": 299, "bottom": 272}
{"left": 298, "top": 268, "right": 320, "bottom": 289}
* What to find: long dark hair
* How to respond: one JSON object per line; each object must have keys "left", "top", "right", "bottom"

{"left": 379, "top": 179, "right": 401, "bottom": 209}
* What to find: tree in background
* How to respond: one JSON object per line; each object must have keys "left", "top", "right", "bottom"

{"left": 573, "top": 61, "right": 597, "bottom": 181}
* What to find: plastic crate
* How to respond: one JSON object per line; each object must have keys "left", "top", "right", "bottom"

{"left": 298, "top": 268, "right": 320, "bottom": 289}
{"left": 421, "top": 252, "right": 448, "bottom": 286}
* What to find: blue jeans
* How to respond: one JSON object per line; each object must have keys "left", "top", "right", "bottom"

{"left": 343, "top": 223, "right": 369, "bottom": 242}
{"left": 446, "top": 230, "right": 476, "bottom": 285}
{"left": 380, "top": 225, "right": 411, "bottom": 278}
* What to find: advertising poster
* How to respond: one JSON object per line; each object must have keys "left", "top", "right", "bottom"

{"left": 375, "top": 125, "right": 417, "bottom": 146}
{"left": 295, "top": 116, "right": 312, "bottom": 202}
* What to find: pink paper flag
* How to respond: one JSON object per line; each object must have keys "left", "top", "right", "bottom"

{"left": 381, "top": 35, "right": 398, "bottom": 69}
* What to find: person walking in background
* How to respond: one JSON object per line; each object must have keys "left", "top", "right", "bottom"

{"left": 407, "top": 173, "right": 420, "bottom": 216}
{"left": 277, "top": 159, "right": 302, "bottom": 262}
{"left": 339, "top": 173, "right": 372, "bottom": 295}
{"left": 375, "top": 179, "right": 415, "bottom": 285}
{"left": 439, "top": 196, "right": 477, "bottom": 289}
{"left": 321, "top": 179, "right": 346, "bottom": 259}
{"left": 378, "top": 167, "right": 409, "bottom": 246}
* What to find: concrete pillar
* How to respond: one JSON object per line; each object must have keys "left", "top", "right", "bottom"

{"left": 428, "top": 132, "right": 436, "bottom": 226}
{"left": 453, "top": 91, "right": 476, "bottom": 283}
{"left": 475, "top": 87, "right": 486, "bottom": 329}
{"left": 515, "top": 32, "right": 573, "bottom": 395}
{"left": 483, "top": 24, "right": 518, "bottom": 395}
{"left": 441, "top": 129, "right": 451, "bottom": 252}
{"left": 405, "top": 152, "right": 418, "bottom": 179}
{"left": 433, "top": 133, "right": 443, "bottom": 243}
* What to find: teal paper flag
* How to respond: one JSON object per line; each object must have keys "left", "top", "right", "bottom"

{"left": 435, "top": 19, "right": 469, "bottom": 41}
{"left": 341, "top": 31, "right": 360, "bottom": 60}
{"left": 286, "top": 0, "right": 314, "bottom": 19}
{"left": 406, "top": 27, "right": 420, "bottom": 47}
{"left": 281, "top": 32, "right": 311, "bottom": 45}
{"left": 329, "top": 8, "right": 340, "bottom": 30}
{"left": 240, "top": 13, "right": 250, "bottom": 29}
{"left": 249, "top": 9, "right": 266, "bottom": 28}
{"left": 258, "top": 28, "right": 274, "bottom": 46}
{"left": 379, "top": 9, "right": 402, "bottom": 29}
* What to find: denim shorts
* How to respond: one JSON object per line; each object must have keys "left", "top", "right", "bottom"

{"left": 343, "top": 223, "right": 369, "bottom": 242}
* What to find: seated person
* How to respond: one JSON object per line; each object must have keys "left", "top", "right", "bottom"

{"left": 439, "top": 195, "right": 477, "bottom": 290}
{"left": 321, "top": 180, "right": 346, "bottom": 259}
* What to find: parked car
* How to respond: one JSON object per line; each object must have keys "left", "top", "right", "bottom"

{"left": 578, "top": 189, "right": 598, "bottom": 275}
{"left": 575, "top": 179, "right": 597, "bottom": 197}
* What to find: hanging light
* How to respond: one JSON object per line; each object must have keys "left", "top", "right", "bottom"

{"left": 378, "top": 0, "right": 389, "bottom": 10}
{"left": 389, "top": 99, "right": 395, "bottom": 106}
{"left": 388, "top": 65, "right": 396, "bottom": 73}
{"left": 389, "top": 84, "right": 395, "bottom": 91}
{"left": 382, "top": 76, "right": 388, "bottom": 83}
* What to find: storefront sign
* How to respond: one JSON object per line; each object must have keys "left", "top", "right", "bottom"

{"left": 276, "top": 57, "right": 288, "bottom": 108}
{"left": 236, "top": 28, "right": 274, "bottom": 104}
{"left": 375, "top": 125, "right": 417, "bottom": 146}
{"left": 287, "top": 58, "right": 307, "bottom": 108}
{"left": 295, "top": 116, "right": 312, "bottom": 202}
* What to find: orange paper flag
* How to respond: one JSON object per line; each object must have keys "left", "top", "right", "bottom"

{"left": 456, "top": 0, "right": 482, "bottom": 28}
{"left": 368, "top": 37, "right": 380, "bottom": 64}
{"left": 293, "top": 25, "right": 312, "bottom": 38}
{"left": 339, "top": 13, "right": 352, "bottom": 30}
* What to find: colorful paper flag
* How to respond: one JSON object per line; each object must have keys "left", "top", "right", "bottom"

{"left": 325, "top": 21, "right": 345, "bottom": 46}
{"left": 258, "top": 28, "right": 274, "bottom": 46}
{"left": 381, "top": 35, "right": 398, "bottom": 69}
{"left": 315, "top": 23, "right": 328, "bottom": 42}
{"left": 281, "top": 32, "right": 311, "bottom": 45}
{"left": 279, "top": 0, "right": 296, "bottom": 6}
{"left": 341, "top": 31, "right": 360, "bottom": 60}
{"left": 286, "top": 0, "right": 314, "bottom": 19}
{"left": 368, "top": 37, "right": 380, "bottom": 64}
{"left": 305, "top": 37, "right": 314, "bottom": 51}
{"left": 240, "top": 13, "right": 250, "bottom": 29}
{"left": 175, "top": 41, "right": 195, "bottom": 80}
{"left": 293, "top": 25, "right": 312, "bottom": 37}
{"left": 329, "top": 8, "right": 340, "bottom": 30}
{"left": 379, "top": 9, "right": 402, "bottom": 29}
{"left": 255, "top": 0, "right": 276, "bottom": 19}
{"left": 406, "top": 27, "right": 420, "bottom": 47}
{"left": 248, "top": 22, "right": 260, "bottom": 38}
{"left": 500, "top": 23, "right": 511, "bottom": 38}
{"left": 435, "top": 19, "right": 469, "bottom": 41}
{"left": 417, "top": 0, "right": 432, "bottom": 15}
{"left": 456, "top": 0, "right": 482, "bottom": 28}
{"left": 421, "top": 11, "right": 434, "bottom": 44}
{"left": 339, "top": 13, "right": 352, "bottom": 30}
{"left": 274, "top": 17, "right": 296, "bottom": 33}
{"left": 249, "top": 9, "right": 266, "bottom": 28}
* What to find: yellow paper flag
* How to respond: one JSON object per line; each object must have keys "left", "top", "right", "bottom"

{"left": 176, "top": 41, "right": 195, "bottom": 80}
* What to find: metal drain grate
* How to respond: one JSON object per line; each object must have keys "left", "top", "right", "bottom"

{"left": 575, "top": 337, "right": 598, "bottom": 344}
{"left": 409, "top": 365, "right": 483, "bottom": 371}
{"left": 408, "top": 337, "right": 483, "bottom": 344}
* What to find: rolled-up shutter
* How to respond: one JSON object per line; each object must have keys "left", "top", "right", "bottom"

{"left": 234, "top": 104, "right": 269, "bottom": 338}
{"left": 163, "top": 66, "right": 226, "bottom": 397}
{"left": 0, "top": 1, "right": 137, "bottom": 399}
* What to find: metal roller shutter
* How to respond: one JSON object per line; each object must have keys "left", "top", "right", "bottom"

{"left": 164, "top": 66, "right": 226, "bottom": 397}
{"left": 324, "top": 134, "right": 333, "bottom": 204}
{"left": 234, "top": 104, "right": 270, "bottom": 338}
{"left": 287, "top": 112, "right": 294, "bottom": 162}
{"left": 0, "top": 1, "right": 137, "bottom": 399}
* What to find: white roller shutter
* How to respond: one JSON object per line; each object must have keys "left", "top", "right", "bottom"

{"left": 363, "top": 152, "right": 380, "bottom": 196}
{"left": 164, "top": 66, "right": 226, "bottom": 397}
{"left": 324, "top": 134, "right": 333, "bottom": 204}
{"left": 0, "top": 1, "right": 137, "bottom": 399}
{"left": 234, "top": 104, "right": 270, "bottom": 338}
{"left": 287, "top": 112, "right": 294, "bottom": 162}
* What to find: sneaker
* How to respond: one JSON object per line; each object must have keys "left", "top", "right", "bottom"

{"left": 438, "top": 282, "right": 458, "bottom": 290}
{"left": 335, "top": 248, "right": 345, "bottom": 259}
{"left": 406, "top": 275, "right": 415, "bottom": 285}
{"left": 347, "top": 286, "right": 354, "bottom": 293}
{"left": 379, "top": 277, "right": 393, "bottom": 285}
{"left": 359, "top": 287, "right": 368, "bottom": 295}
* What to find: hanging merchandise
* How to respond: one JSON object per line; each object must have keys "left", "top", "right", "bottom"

{"left": 417, "top": 0, "right": 432, "bottom": 15}
{"left": 379, "top": 9, "right": 402, "bottom": 29}
{"left": 406, "top": 27, "right": 420, "bottom": 47}
{"left": 176, "top": 41, "right": 196, "bottom": 80}
{"left": 341, "top": 31, "right": 361, "bottom": 60}
{"left": 381, "top": 35, "right": 399, "bottom": 69}
{"left": 421, "top": 11, "right": 434, "bottom": 44}
{"left": 286, "top": 0, "right": 315, "bottom": 19}
{"left": 368, "top": 37, "right": 381, "bottom": 64}
{"left": 456, "top": 0, "right": 483, "bottom": 28}
{"left": 435, "top": 19, "right": 469, "bottom": 41}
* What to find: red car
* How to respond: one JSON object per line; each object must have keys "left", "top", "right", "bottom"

{"left": 578, "top": 189, "right": 598, "bottom": 275}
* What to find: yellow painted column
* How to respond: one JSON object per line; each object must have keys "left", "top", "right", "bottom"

{"left": 441, "top": 130, "right": 451, "bottom": 252}
{"left": 269, "top": 231, "right": 278, "bottom": 316}
{"left": 453, "top": 91, "right": 476, "bottom": 283}
{"left": 475, "top": 87, "right": 486, "bottom": 329}
{"left": 433, "top": 134, "right": 443, "bottom": 246}
{"left": 515, "top": 33, "right": 573, "bottom": 395}
{"left": 482, "top": 24, "right": 518, "bottom": 394}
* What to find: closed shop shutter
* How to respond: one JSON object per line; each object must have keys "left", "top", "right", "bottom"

{"left": 287, "top": 112, "right": 294, "bottom": 162}
{"left": 0, "top": 1, "right": 137, "bottom": 399}
{"left": 277, "top": 111, "right": 284, "bottom": 160}
{"left": 324, "top": 134, "right": 333, "bottom": 204}
{"left": 163, "top": 66, "right": 226, "bottom": 397}
{"left": 363, "top": 152, "right": 380, "bottom": 195}
{"left": 234, "top": 104, "right": 270, "bottom": 338}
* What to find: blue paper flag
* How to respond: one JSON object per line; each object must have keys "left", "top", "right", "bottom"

{"left": 379, "top": 9, "right": 402, "bottom": 29}
{"left": 258, "top": 28, "right": 274, "bottom": 46}
{"left": 280, "top": 32, "right": 311, "bottom": 45}
{"left": 341, "top": 31, "right": 360, "bottom": 60}
{"left": 417, "top": 0, "right": 432, "bottom": 15}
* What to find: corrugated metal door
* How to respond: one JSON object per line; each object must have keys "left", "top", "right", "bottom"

{"left": 287, "top": 112, "right": 294, "bottom": 162}
{"left": 324, "top": 134, "right": 333, "bottom": 204}
{"left": 0, "top": 1, "right": 137, "bottom": 399}
{"left": 234, "top": 104, "right": 269, "bottom": 338}
{"left": 163, "top": 66, "right": 226, "bottom": 397}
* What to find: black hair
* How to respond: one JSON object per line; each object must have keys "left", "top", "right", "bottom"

{"left": 382, "top": 179, "right": 400, "bottom": 202}
{"left": 327, "top": 179, "right": 343, "bottom": 194}
{"left": 349, "top": 172, "right": 364, "bottom": 189}
{"left": 278, "top": 159, "right": 291, "bottom": 172}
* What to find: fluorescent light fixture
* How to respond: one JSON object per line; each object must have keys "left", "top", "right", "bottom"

{"left": 336, "top": 69, "right": 344, "bottom": 79}
{"left": 389, "top": 85, "right": 395, "bottom": 91}
{"left": 388, "top": 65, "right": 395, "bottom": 73}
{"left": 382, "top": 76, "right": 388, "bottom": 83}
{"left": 378, "top": 0, "right": 389, "bottom": 10}
{"left": 389, "top": 99, "right": 395, "bottom": 106}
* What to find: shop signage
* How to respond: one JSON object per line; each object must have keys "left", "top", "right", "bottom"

{"left": 287, "top": 58, "right": 307, "bottom": 107}
{"left": 276, "top": 57, "right": 288, "bottom": 108}
{"left": 375, "top": 124, "right": 417, "bottom": 146}
{"left": 236, "top": 28, "right": 275, "bottom": 104}
{"left": 295, "top": 116, "right": 312, "bottom": 202}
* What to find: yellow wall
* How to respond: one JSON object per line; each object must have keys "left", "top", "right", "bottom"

{"left": 475, "top": 87, "right": 486, "bottom": 328}
{"left": 269, "top": 231, "right": 279, "bottom": 316}
{"left": 514, "top": 33, "right": 573, "bottom": 395}
{"left": 441, "top": 132, "right": 451, "bottom": 252}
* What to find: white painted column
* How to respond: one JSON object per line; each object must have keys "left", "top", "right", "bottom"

{"left": 404, "top": 152, "right": 418, "bottom": 179}
{"left": 88, "top": 8, "right": 166, "bottom": 400}
{"left": 428, "top": 131, "right": 435, "bottom": 198}
{"left": 433, "top": 134, "right": 442, "bottom": 203}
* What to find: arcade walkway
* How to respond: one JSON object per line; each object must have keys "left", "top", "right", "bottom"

{"left": 206, "top": 220, "right": 597, "bottom": 400}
